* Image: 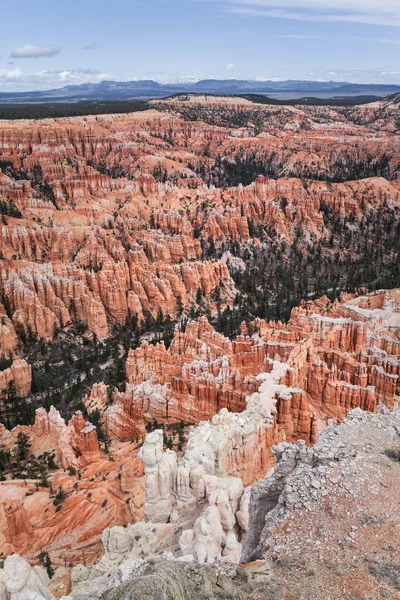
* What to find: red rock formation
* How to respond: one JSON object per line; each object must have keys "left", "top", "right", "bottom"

{"left": 2, "top": 498, "right": 34, "bottom": 545}
{"left": 0, "top": 287, "right": 398, "bottom": 568}
{"left": 123, "top": 318, "right": 262, "bottom": 427}
{"left": 0, "top": 314, "right": 18, "bottom": 357}
{"left": 0, "top": 100, "right": 399, "bottom": 571}
{"left": 1, "top": 103, "right": 399, "bottom": 351}
{"left": 0, "top": 425, "right": 145, "bottom": 566}
{"left": 104, "top": 391, "right": 146, "bottom": 442}
{"left": 83, "top": 382, "right": 110, "bottom": 412}
{"left": 123, "top": 290, "right": 399, "bottom": 451}
{"left": 0, "top": 357, "right": 32, "bottom": 396}
{"left": 68, "top": 411, "right": 100, "bottom": 466}
{"left": 15, "top": 407, "right": 101, "bottom": 469}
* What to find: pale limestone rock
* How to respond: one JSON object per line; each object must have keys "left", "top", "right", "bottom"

{"left": 191, "top": 504, "right": 226, "bottom": 564}
{"left": 178, "top": 475, "right": 247, "bottom": 565}
{"left": 101, "top": 521, "right": 175, "bottom": 563}
{"left": 236, "top": 486, "right": 251, "bottom": 532}
{"left": 70, "top": 565, "right": 88, "bottom": 588}
{"left": 139, "top": 360, "right": 287, "bottom": 526}
{"left": 0, "top": 554, "right": 55, "bottom": 600}
{"left": 178, "top": 529, "right": 195, "bottom": 557}
{"left": 101, "top": 526, "right": 132, "bottom": 561}
{"left": 138, "top": 429, "right": 177, "bottom": 523}
{"left": 69, "top": 521, "right": 175, "bottom": 597}
{"left": 204, "top": 475, "right": 244, "bottom": 515}
{"left": 222, "top": 531, "right": 242, "bottom": 563}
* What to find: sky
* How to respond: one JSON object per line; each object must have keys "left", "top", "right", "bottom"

{"left": 1, "top": 0, "right": 400, "bottom": 91}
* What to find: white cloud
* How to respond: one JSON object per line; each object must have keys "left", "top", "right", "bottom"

{"left": 0, "top": 67, "right": 23, "bottom": 80}
{"left": 255, "top": 76, "right": 284, "bottom": 81}
{"left": 277, "top": 33, "right": 400, "bottom": 44}
{"left": 144, "top": 71, "right": 203, "bottom": 84}
{"left": 11, "top": 45, "right": 61, "bottom": 59}
{"left": 226, "top": 63, "right": 235, "bottom": 70}
{"left": 0, "top": 67, "right": 111, "bottom": 91}
{"left": 368, "top": 38, "right": 400, "bottom": 44}
{"left": 307, "top": 67, "right": 400, "bottom": 82}
{"left": 215, "top": 0, "right": 400, "bottom": 27}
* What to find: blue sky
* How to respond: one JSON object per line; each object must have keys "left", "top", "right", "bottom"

{"left": 1, "top": 0, "right": 400, "bottom": 91}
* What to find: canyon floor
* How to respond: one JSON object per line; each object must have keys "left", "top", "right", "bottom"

{"left": 0, "top": 94, "right": 399, "bottom": 599}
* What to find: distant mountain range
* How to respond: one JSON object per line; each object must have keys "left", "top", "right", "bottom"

{"left": 1, "top": 79, "right": 400, "bottom": 104}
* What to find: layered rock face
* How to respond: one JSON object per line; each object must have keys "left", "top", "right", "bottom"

{"left": 0, "top": 316, "right": 18, "bottom": 358}
{"left": 21, "top": 406, "right": 100, "bottom": 469}
{"left": 103, "top": 390, "right": 147, "bottom": 442}
{"left": 0, "top": 407, "right": 145, "bottom": 565}
{"left": 68, "top": 411, "right": 101, "bottom": 466}
{"left": 125, "top": 317, "right": 257, "bottom": 424}
{"left": 0, "top": 443, "right": 145, "bottom": 567}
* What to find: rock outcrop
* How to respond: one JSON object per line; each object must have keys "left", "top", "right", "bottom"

{"left": 63, "top": 521, "right": 175, "bottom": 598}
{"left": 243, "top": 408, "right": 400, "bottom": 561}
{"left": 60, "top": 407, "right": 400, "bottom": 600}
{"left": 68, "top": 411, "right": 101, "bottom": 466}
{"left": 0, "top": 288, "right": 398, "bottom": 570}
{"left": 21, "top": 406, "right": 100, "bottom": 469}
{"left": 129, "top": 289, "right": 400, "bottom": 572}
{"left": 0, "top": 554, "right": 55, "bottom": 600}
{"left": 0, "top": 357, "right": 32, "bottom": 396}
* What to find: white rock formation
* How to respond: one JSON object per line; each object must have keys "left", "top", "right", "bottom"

{"left": 236, "top": 486, "right": 251, "bottom": 532}
{"left": 139, "top": 359, "right": 290, "bottom": 525}
{"left": 184, "top": 504, "right": 226, "bottom": 564}
{"left": 178, "top": 475, "right": 245, "bottom": 564}
{"left": 138, "top": 429, "right": 177, "bottom": 523}
{"left": 0, "top": 554, "right": 55, "bottom": 600}
{"left": 135, "top": 359, "right": 296, "bottom": 564}
{"left": 68, "top": 521, "right": 175, "bottom": 597}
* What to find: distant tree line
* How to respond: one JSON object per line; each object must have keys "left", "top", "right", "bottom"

{"left": 0, "top": 100, "right": 150, "bottom": 121}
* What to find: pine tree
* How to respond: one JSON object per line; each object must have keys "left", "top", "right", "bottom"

{"left": 39, "top": 550, "right": 54, "bottom": 579}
